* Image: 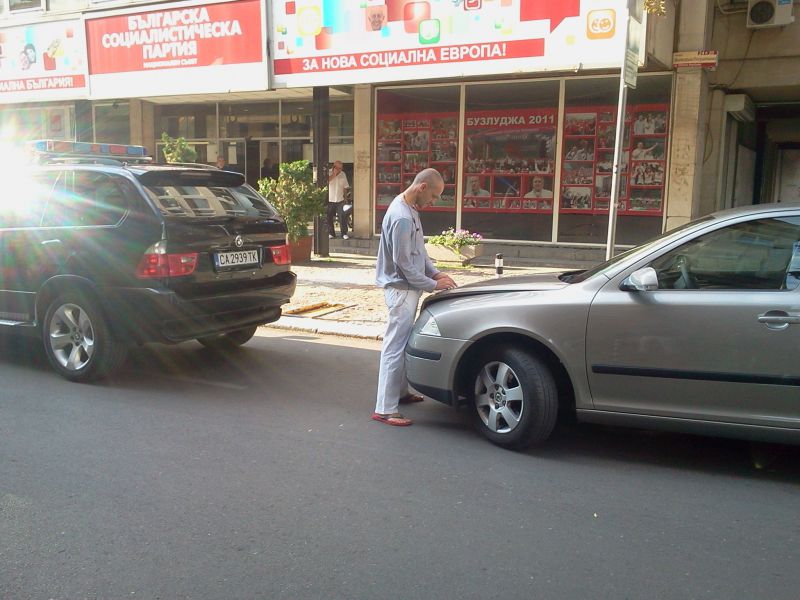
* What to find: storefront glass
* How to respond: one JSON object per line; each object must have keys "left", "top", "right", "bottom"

{"left": 375, "top": 86, "right": 460, "bottom": 235}
{"left": 93, "top": 102, "right": 130, "bottom": 144}
{"left": 220, "top": 103, "right": 279, "bottom": 138}
{"left": 0, "top": 104, "right": 74, "bottom": 140}
{"left": 282, "top": 101, "right": 313, "bottom": 139}
{"left": 463, "top": 80, "right": 559, "bottom": 241}
{"left": 157, "top": 104, "right": 217, "bottom": 140}
{"left": 559, "top": 75, "right": 671, "bottom": 245}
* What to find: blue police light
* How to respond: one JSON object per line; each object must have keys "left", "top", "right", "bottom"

{"left": 27, "top": 139, "right": 148, "bottom": 157}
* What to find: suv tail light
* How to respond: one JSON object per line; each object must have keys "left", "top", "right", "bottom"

{"left": 136, "top": 242, "right": 198, "bottom": 278}
{"left": 270, "top": 244, "right": 291, "bottom": 266}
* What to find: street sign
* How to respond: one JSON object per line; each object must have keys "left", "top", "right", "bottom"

{"left": 623, "top": 17, "right": 642, "bottom": 88}
{"left": 672, "top": 50, "right": 719, "bottom": 70}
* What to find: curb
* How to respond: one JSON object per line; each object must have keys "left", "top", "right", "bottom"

{"left": 265, "top": 316, "right": 385, "bottom": 340}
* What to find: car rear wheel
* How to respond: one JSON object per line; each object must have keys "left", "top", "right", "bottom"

{"left": 43, "top": 291, "right": 128, "bottom": 382}
{"left": 470, "top": 347, "right": 558, "bottom": 450}
{"left": 197, "top": 325, "right": 258, "bottom": 350}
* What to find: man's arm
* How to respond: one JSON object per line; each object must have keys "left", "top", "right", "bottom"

{"left": 390, "top": 219, "right": 437, "bottom": 292}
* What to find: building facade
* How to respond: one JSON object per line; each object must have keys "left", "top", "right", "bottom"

{"left": 1, "top": 0, "right": 798, "bottom": 257}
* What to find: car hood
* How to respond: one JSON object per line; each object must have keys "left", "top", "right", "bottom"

{"left": 421, "top": 272, "right": 572, "bottom": 309}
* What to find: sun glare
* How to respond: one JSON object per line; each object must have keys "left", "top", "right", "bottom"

{"left": 0, "top": 129, "right": 45, "bottom": 225}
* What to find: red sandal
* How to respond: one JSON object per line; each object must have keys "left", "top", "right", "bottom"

{"left": 371, "top": 412, "right": 413, "bottom": 426}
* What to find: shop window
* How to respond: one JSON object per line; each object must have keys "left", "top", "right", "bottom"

{"left": 157, "top": 104, "right": 216, "bottom": 140}
{"left": 93, "top": 102, "right": 130, "bottom": 144}
{"left": 463, "top": 80, "right": 559, "bottom": 242}
{"left": 375, "top": 86, "right": 459, "bottom": 235}
{"left": 221, "top": 103, "right": 279, "bottom": 139}
{"left": 330, "top": 100, "right": 355, "bottom": 138}
{"left": 559, "top": 75, "right": 671, "bottom": 245}
{"left": 282, "top": 101, "right": 313, "bottom": 138}
{"left": 8, "top": 0, "right": 42, "bottom": 11}
{"left": 0, "top": 105, "right": 74, "bottom": 141}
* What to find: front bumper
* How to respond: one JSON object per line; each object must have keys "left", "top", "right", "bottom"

{"left": 105, "top": 271, "right": 297, "bottom": 343}
{"left": 405, "top": 330, "right": 472, "bottom": 406}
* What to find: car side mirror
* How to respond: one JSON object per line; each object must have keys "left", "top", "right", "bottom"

{"left": 621, "top": 267, "right": 659, "bottom": 292}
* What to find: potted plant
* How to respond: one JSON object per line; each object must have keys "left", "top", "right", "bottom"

{"left": 160, "top": 132, "right": 197, "bottom": 163}
{"left": 425, "top": 228, "right": 484, "bottom": 266}
{"left": 258, "top": 160, "right": 327, "bottom": 262}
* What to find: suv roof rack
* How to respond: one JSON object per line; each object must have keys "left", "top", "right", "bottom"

{"left": 27, "top": 139, "right": 152, "bottom": 166}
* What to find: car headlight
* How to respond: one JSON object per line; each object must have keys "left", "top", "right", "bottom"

{"left": 418, "top": 311, "right": 441, "bottom": 337}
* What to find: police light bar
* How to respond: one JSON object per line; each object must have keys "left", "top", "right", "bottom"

{"left": 28, "top": 139, "right": 148, "bottom": 157}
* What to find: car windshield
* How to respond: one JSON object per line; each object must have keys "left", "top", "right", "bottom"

{"left": 560, "top": 216, "right": 715, "bottom": 283}
{"left": 143, "top": 183, "right": 278, "bottom": 219}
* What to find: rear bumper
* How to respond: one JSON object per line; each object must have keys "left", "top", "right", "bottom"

{"left": 106, "top": 271, "right": 296, "bottom": 343}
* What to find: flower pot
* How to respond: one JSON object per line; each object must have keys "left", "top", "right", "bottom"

{"left": 289, "top": 236, "right": 313, "bottom": 263}
{"left": 425, "top": 243, "right": 484, "bottom": 266}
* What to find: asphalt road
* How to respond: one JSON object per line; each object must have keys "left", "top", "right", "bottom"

{"left": 2, "top": 330, "right": 799, "bottom": 600}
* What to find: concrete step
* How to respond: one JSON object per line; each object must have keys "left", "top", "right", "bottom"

{"left": 329, "top": 237, "right": 606, "bottom": 269}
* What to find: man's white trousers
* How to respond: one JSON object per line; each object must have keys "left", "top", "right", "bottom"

{"left": 375, "top": 286, "right": 422, "bottom": 415}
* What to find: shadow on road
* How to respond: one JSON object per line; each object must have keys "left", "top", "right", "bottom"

{"left": 3, "top": 331, "right": 799, "bottom": 482}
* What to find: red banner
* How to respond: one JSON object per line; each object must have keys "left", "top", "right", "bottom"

{"left": 274, "top": 39, "right": 544, "bottom": 75}
{"left": 86, "top": 0, "right": 262, "bottom": 75}
{"left": 0, "top": 75, "right": 86, "bottom": 94}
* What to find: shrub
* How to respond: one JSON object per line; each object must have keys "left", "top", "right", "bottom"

{"left": 427, "top": 228, "right": 483, "bottom": 254}
{"left": 258, "top": 160, "right": 327, "bottom": 242}
{"left": 160, "top": 132, "right": 197, "bottom": 163}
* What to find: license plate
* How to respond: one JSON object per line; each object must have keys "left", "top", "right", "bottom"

{"left": 214, "top": 249, "right": 260, "bottom": 268}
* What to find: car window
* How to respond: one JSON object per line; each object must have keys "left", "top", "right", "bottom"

{"left": 0, "top": 171, "right": 55, "bottom": 228}
{"left": 562, "top": 216, "right": 714, "bottom": 284}
{"left": 142, "top": 183, "right": 278, "bottom": 219}
{"left": 42, "top": 171, "right": 132, "bottom": 227}
{"left": 649, "top": 216, "right": 800, "bottom": 290}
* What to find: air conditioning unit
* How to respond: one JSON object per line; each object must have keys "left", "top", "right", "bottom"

{"left": 724, "top": 94, "right": 755, "bottom": 122}
{"left": 746, "top": 0, "right": 795, "bottom": 29}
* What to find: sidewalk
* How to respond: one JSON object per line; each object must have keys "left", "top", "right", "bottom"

{"left": 264, "top": 253, "right": 567, "bottom": 340}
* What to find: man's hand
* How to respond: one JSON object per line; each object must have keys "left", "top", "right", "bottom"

{"left": 433, "top": 273, "right": 457, "bottom": 291}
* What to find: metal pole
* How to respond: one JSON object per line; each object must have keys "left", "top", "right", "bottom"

{"left": 604, "top": 80, "right": 628, "bottom": 261}
{"left": 313, "top": 87, "right": 330, "bottom": 257}
{"left": 605, "top": 10, "right": 632, "bottom": 261}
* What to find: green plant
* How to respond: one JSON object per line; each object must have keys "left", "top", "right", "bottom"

{"left": 160, "top": 132, "right": 197, "bottom": 163}
{"left": 258, "top": 160, "right": 327, "bottom": 242}
{"left": 427, "top": 228, "right": 483, "bottom": 254}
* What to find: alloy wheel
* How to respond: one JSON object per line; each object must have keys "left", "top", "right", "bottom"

{"left": 474, "top": 360, "right": 525, "bottom": 434}
{"left": 48, "top": 303, "right": 95, "bottom": 371}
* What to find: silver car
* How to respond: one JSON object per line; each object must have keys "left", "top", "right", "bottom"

{"left": 407, "top": 203, "right": 800, "bottom": 449}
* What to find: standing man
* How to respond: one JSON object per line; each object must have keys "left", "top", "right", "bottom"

{"left": 373, "top": 168, "right": 457, "bottom": 427}
{"left": 327, "top": 160, "right": 350, "bottom": 239}
{"left": 216, "top": 155, "right": 227, "bottom": 170}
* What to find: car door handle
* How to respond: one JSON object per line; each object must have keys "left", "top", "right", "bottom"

{"left": 758, "top": 311, "right": 800, "bottom": 328}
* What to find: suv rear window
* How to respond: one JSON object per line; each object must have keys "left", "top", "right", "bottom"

{"left": 139, "top": 171, "right": 278, "bottom": 220}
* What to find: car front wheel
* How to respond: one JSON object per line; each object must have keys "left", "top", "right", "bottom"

{"left": 197, "top": 325, "right": 258, "bottom": 350}
{"left": 43, "top": 291, "right": 128, "bottom": 382}
{"left": 471, "top": 347, "right": 558, "bottom": 450}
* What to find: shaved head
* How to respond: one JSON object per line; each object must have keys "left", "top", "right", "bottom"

{"left": 412, "top": 168, "right": 443, "bottom": 188}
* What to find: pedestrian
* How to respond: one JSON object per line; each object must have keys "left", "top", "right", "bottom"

{"left": 216, "top": 155, "right": 226, "bottom": 169}
{"left": 373, "top": 168, "right": 457, "bottom": 426}
{"left": 327, "top": 160, "right": 350, "bottom": 239}
{"left": 260, "top": 157, "right": 278, "bottom": 180}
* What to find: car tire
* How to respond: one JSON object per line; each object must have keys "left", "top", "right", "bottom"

{"left": 42, "top": 291, "right": 128, "bottom": 382}
{"left": 197, "top": 325, "right": 258, "bottom": 350}
{"left": 470, "top": 347, "right": 558, "bottom": 450}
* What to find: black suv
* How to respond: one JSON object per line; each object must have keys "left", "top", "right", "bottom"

{"left": 1, "top": 142, "right": 296, "bottom": 382}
